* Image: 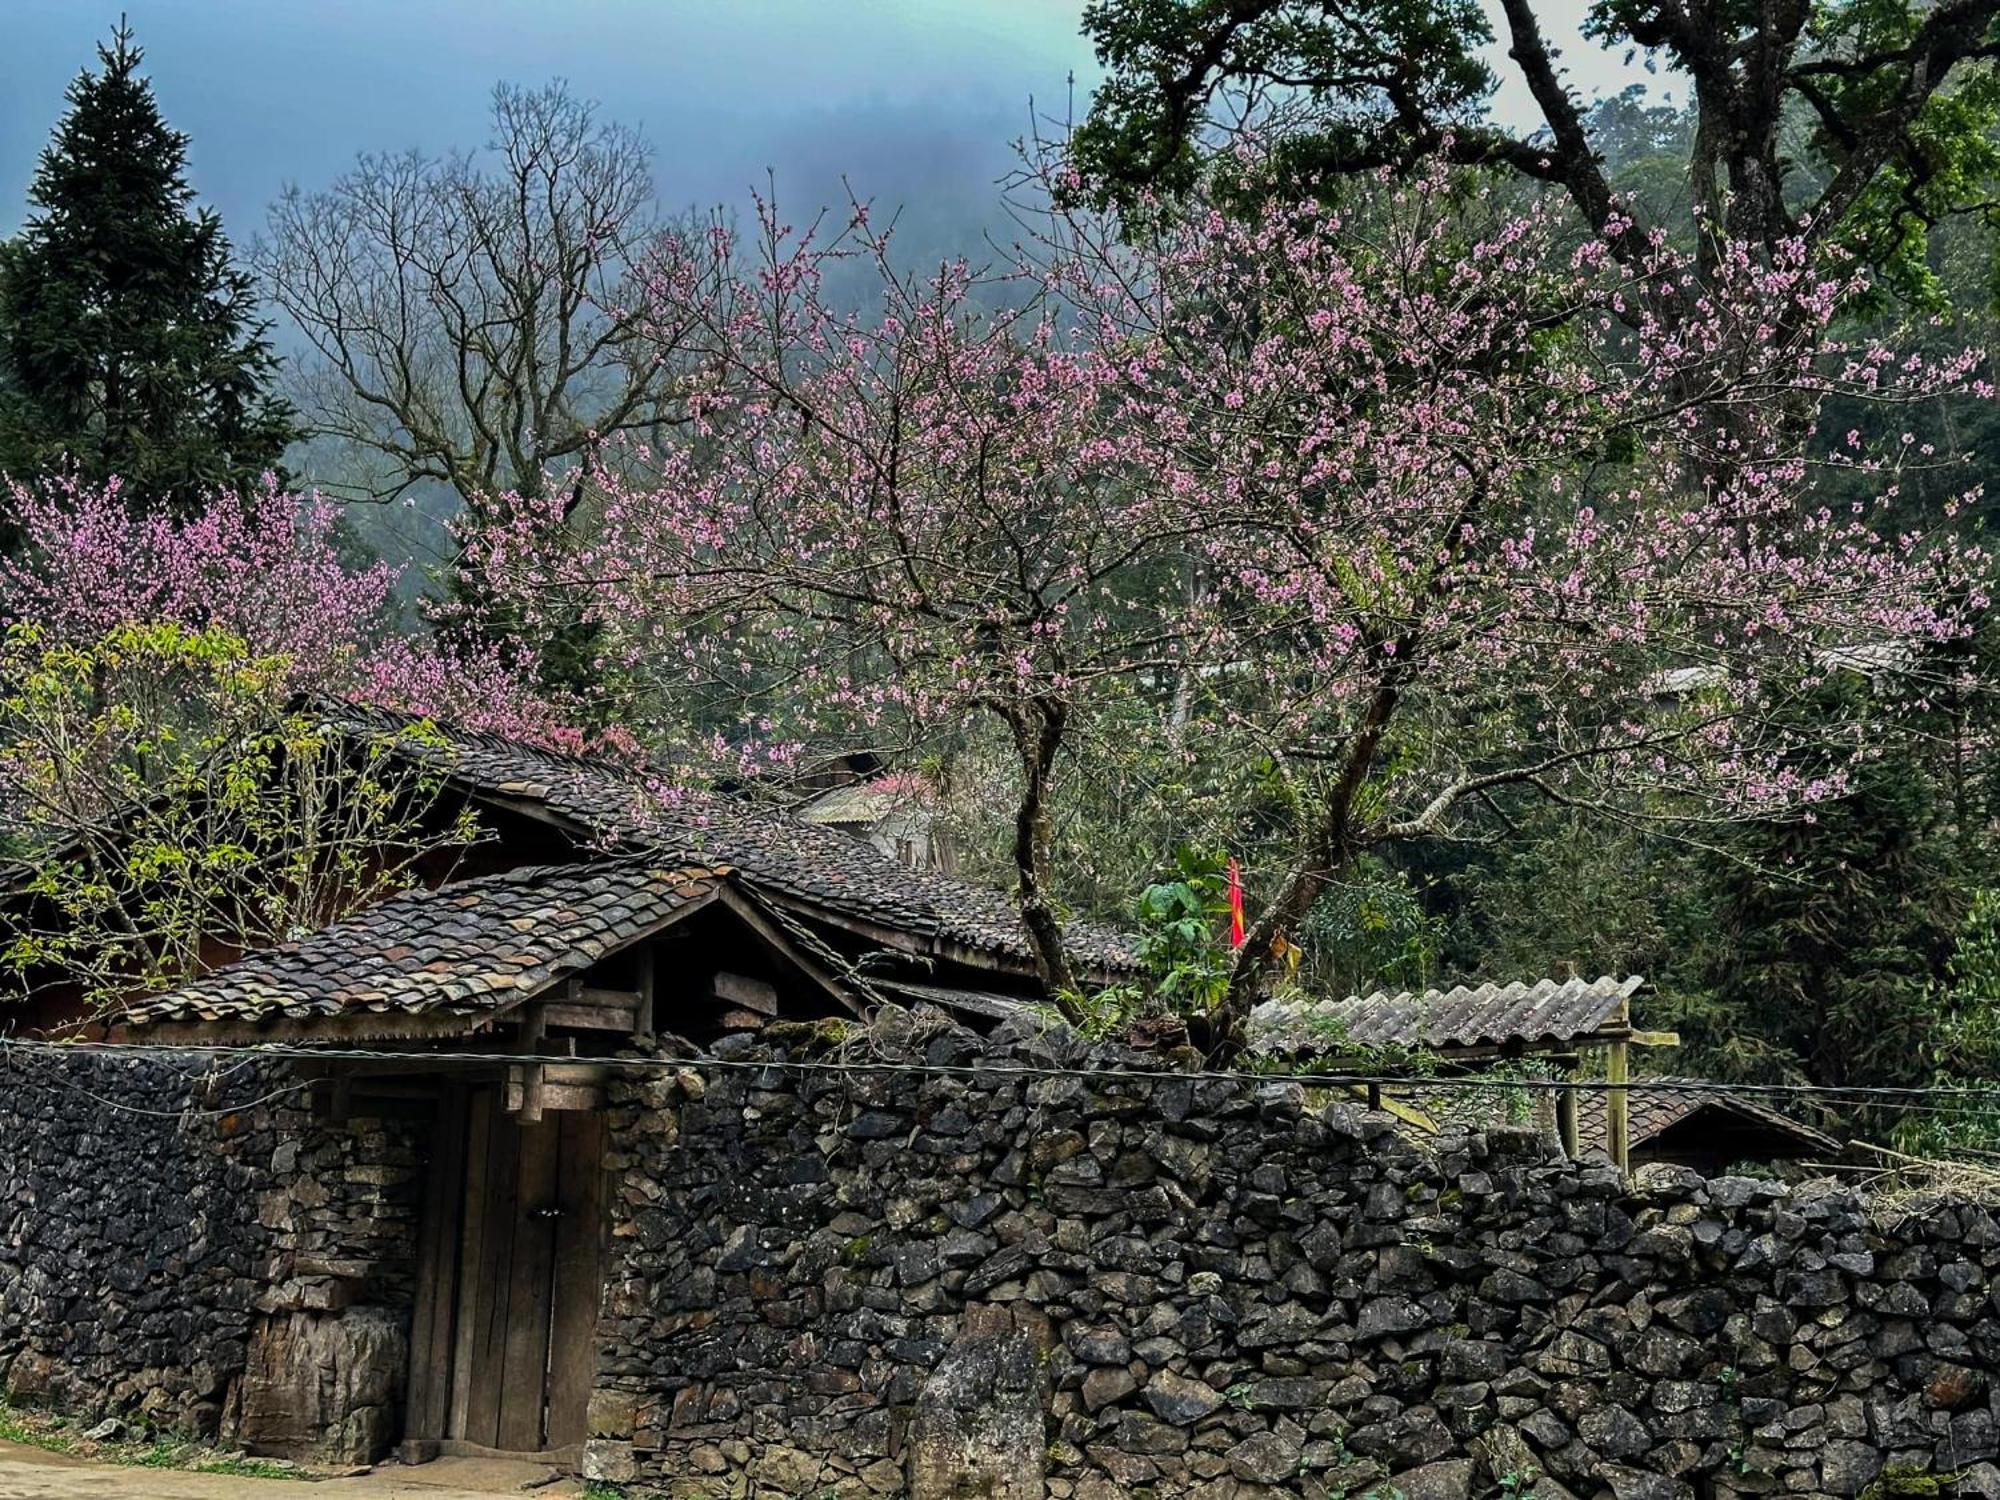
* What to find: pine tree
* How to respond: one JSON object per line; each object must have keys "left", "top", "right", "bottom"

{"left": 0, "top": 19, "right": 294, "bottom": 520}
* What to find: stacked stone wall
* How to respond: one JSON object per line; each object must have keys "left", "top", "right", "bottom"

{"left": 6, "top": 1019, "right": 2000, "bottom": 1498}
{"left": 0, "top": 1051, "right": 423, "bottom": 1463}
{"left": 591, "top": 1013, "right": 2000, "bottom": 1500}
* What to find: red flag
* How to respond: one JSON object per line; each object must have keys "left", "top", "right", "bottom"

{"left": 1226, "top": 857, "right": 1247, "bottom": 948}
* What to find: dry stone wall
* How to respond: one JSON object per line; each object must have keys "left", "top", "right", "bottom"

{"left": 3, "top": 1017, "right": 2000, "bottom": 1498}
{"left": 591, "top": 1011, "right": 2000, "bottom": 1500}
{"left": 0, "top": 1051, "right": 422, "bottom": 1463}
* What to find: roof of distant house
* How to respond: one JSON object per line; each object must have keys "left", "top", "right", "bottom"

{"left": 797, "top": 781, "right": 918, "bottom": 828}
{"left": 1576, "top": 1077, "right": 1840, "bottom": 1160}
{"left": 1249, "top": 975, "right": 1645, "bottom": 1054}
{"left": 321, "top": 703, "right": 1138, "bottom": 978}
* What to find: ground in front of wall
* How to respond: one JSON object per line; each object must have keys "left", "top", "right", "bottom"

{"left": 0, "top": 1442, "right": 584, "bottom": 1500}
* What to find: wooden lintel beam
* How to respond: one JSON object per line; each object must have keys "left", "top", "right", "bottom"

{"left": 1628, "top": 1029, "right": 1681, "bottom": 1048}
{"left": 713, "top": 971, "right": 779, "bottom": 1016}
{"left": 504, "top": 1079, "right": 604, "bottom": 1113}
{"left": 540, "top": 1002, "right": 641, "bottom": 1032}
{"left": 542, "top": 1062, "right": 608, "bottom": 1087}
{"left": 571, "top": 987, "right": 641, "bottom": 1011}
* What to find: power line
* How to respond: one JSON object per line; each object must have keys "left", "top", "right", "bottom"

{"left": 6, "top": 1034, "right": 2000, "bottom": 1118}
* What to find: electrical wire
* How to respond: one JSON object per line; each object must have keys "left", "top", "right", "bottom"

{"left": 4, "top": 1033, "right": 1998, "bottom": 1119}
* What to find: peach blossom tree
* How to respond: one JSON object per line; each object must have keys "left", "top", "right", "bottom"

{"left": 474, "top": 166, "right": 1990, "bottom": 1035}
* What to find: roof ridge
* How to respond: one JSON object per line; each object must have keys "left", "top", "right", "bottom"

{"left": 311, "top": 699, "right": 1141, "bottom": 975}
{"left": 316, "top": 696, "right": 662, "bottom": 781}
{"left": 1332, "top": 973, "right": 1646, "bottom": 1008}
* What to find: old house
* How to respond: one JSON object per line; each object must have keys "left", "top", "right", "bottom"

{"left": 0, "top": 708, "right": 1134, "bottom": 1466}
{"left": 1574, "top": 1078, "right": 1839, "bottom": 1175}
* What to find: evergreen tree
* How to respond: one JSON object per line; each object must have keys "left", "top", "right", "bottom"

{"left": 0, "top": 19, "right": 294, "bottom": 521}
{"left": 1696, "top": 702, "right": 1962, "bottom": 1096}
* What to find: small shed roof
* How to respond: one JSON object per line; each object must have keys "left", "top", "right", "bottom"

{"left": 797, "top": 782, "right": 907, "bottom": 828}
{"left": 1577, "top": 1078, "right": 1839, "bottom": 1160}
{"left": 1250, "top": 975, "right": 1644, "bottom": 1055}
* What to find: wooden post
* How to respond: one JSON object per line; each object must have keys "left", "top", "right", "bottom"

{"left": 635, "top": 944, "right": 656, "bottom": 1039}
{"left": 1557, "top": 1075, "right": 1579, "bottom": 1159}
{"left": 518, "top": 1005, "right": 547, "bottom": 1124}
{"left": 1606, "top": 1039, "right": 1630, "bottom": 1173}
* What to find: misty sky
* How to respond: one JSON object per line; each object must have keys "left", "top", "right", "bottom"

{"left": 1, "top": 0, "right": 1663, "bottom": 258}
{"left": 0, "top": 0, "right": 1664, "bottom": 578}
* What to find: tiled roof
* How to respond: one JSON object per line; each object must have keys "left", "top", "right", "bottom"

{"left": 1249, "top": 975, "right": 1644, "bottom": 1054}
{"left": 325, "top": 704, "right": 1138, "bottom": 976}
{"left": 122, "top": 860, "right": 725, "bottom": 1030}
{"left": 1577, "top": 1078, "right": 1840, "bottom": 1159}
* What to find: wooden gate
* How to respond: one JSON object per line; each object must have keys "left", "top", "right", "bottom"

{"left": 406, "top": 1088, "right": 607, "bottom": 1457}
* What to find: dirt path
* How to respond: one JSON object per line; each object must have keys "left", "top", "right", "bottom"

{"left": 0, "top": 1443, "right": 584, "bottom": 1499}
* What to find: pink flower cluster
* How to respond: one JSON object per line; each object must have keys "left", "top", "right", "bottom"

{"left": 1, "top": 473, "right": 572, "bottom": 747}
{"left": 466, "top": 156, "right": 1990, "bottom": 832}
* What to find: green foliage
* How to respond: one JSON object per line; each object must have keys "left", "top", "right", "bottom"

{"left": 1066, "top": 845, "right": 1238, "bottom": 1034}
{"left": 0, "top": 621, "right": 483, "bottom": 1018}
{"left": 1802, "top": 0, "right": 2000, "bottom": 312}
{"left": 1132, "top": 845, "right": 1236, "bottom": 1013}
{"left": 1074, "top": 0, "right": 2000, "bottom": 309}
{"left": 0, "top": 1402, "right": 309, "bottom": 1479}
{"left": 1074, "top": 0, "right": 1495, "bottom": 209}
{"left": 1299, "top": 858, "right": 1445, "bottom": 998}
{"left": 0, "top": 21, "right": 294, "bottom": 517}
{"left": 1692, "top": 679, "right": 1965, "bottom": 1111}
{"left": 1860, "top": 1466, "right": 1950, "bottom": 1499}
{"left": 1896, "top": 888, "right": 2000, "bottom": 1158}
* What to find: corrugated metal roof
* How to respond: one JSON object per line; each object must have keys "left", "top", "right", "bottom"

{"left": 1250, "top": 974, "right": 1644, "bottom": 1054}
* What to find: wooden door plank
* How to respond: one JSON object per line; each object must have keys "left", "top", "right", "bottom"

{"left": 424, "top": 1085, "right": 471, "bottom": 1435}
{"left": 496, "top": 1115, "right": 559, "bottom": 1452}
{"left": 545, "top": 1111, "right": 606, "bottom": 1449}
{"left": 447, "top": 1089, "right": 493, "bottom": 1441}
{"left": 465, "top": 1099, "right": 522, "bottom": 1449}
{"left": 405, "top": 1085, "right": 467, "bottom": 1440}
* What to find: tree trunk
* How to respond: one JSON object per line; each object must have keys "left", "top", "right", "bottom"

{"left": 1211, "top": 671, "right": 1404, "bottom": 1051}
{"left": 1001, "top": 698, "right": 1079, "bottom": 1013}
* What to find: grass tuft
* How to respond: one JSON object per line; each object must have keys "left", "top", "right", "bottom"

{"left": 0, "top": 1402, "right": 313, "bottom": 1480}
